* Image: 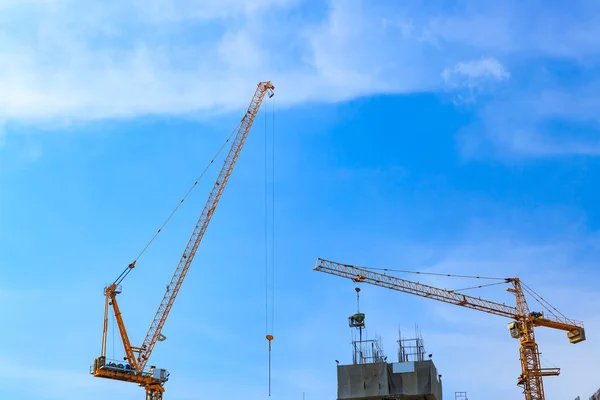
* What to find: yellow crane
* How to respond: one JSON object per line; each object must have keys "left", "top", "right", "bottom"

{"left": 91, "top": 81, "right": 275, "bottom": 400}
{"left": 314, "top": 257, "right": 585, "bottom": 400}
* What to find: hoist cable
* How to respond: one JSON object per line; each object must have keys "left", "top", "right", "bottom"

{"left": 271, "top": 96, "right": 275, "bottom": 335}
{"left": 264, "top": 101, "right": 269, "bottom": 335}
{"left": 112, "top": 312, "right": 116, "bottom": 361}
{"left": 268, "top": 345, "right": 272, "bottom": 396}
{"left": 263, "top": 96, "right": 276, "bottom": 397}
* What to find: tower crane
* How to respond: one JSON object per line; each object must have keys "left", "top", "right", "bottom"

{"left": 91, "top": 81, "right": 275, "bottom": 400}
{"left": 314, "top": 257, "right": 586, "bottom": 400}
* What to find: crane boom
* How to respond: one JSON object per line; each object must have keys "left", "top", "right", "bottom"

{"left": 92, "top": 81, "right": 274, "bottom": 400}
{"left": 315, "top": 258, "right": 518, "bottom": 318}
{"left": 314, "top": 257, "right": 585, "bottom": 400}
{"left": 314, "top": 258, "right": 583, "bottom": 329}
{"left": 137, "top": 81, "right": 274, "bottom": 370}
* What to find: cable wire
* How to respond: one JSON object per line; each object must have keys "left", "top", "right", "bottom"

{"left": 112, "top": 312, "right": 116, "bottom": 361}
{"left": 449, "top": 281, "right": 508, "bottom": 293}
{"left": 361, "top": 266, "right": 507, "bottom": 281}
{"left": 264, "top": 100, "right": 269, "bottom": 335}
{"left": 521, "top": 282, "right": 570, "bottom": 321}
{"left": 539, "top": 353, "right": 559, "bottom": 369}
{"left": 264, "top": 97, "right": 276, "bottom": 335}
{"left": 264, "top": 96, "right": 276, "bottom": 397}
{"left": 271, "top": 96, "right": 275, "bottom": 335}
{"left": 112, "top": 121, "right": 242, "bottom": 286}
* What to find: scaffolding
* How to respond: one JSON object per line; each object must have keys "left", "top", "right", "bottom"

{"left": 398, "top": 328, "right": 426, "bottom": 363}
{"left": 351, "top": 338, "right": 386, "bottom": 365}
{"left": 455, "top": 392, "right": 468, "bottom": 400}
{"left": 348, "top": 287, "right": 386, "bottom": 365}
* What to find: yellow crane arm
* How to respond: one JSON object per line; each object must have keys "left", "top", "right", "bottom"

{"left": 314, "top": 258, "right": 517, "bottom": 317}
{"left": 107, "top": 285, "right": 139, "bottom": 370}
{"left": 314, "top": 258, "right": 585, "bottom": 335}
{"left": 533, "top": 317, "right": 584, "bottom": 333}
{"left": 136, "top": 81, "right": 275, "bottom": 371}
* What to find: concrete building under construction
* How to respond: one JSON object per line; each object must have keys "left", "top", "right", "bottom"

{"left": 336, "top": 299, "right": 442, "bottom": 400}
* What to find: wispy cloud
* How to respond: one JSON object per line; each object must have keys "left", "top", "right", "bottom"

{"left": 425, "top": 1, "right": 600, "bottom": 59}
{"left": 457, "top": 79, "right": 600, "bottom": 158}
{"left": 426, "top": 1, "right": 600, "bottom": 158}
{"left": 0, "top": 0, "right": 599, "bottom": 158}
{"left": 442, "top": 57, "right": 510, "bottom": 83}
{"left": 0, "top": 1, "right": 501, "bottom": 119}
{"left": 441, "top": 57, "right": 510, "bottom": 104}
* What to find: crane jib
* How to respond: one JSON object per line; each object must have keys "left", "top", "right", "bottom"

{"left": 138, "top": 81, "right": 275, "bottom": 371}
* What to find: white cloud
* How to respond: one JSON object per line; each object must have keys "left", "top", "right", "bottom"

{"left": 441, "top": 57, "right": 510, "bottom": 104}
{"left": 491, "top": 129, "right": 600, "bottom": 157}
{"left": 0, "top": 0, "right": 303, "bottom": 120}
{"left": 128, "top": 0, "right": 296, "bottom": 22}
{"left": 457, "top": 82, "right": 600, "bottom": 158}
{"left": 0, "top": 0, "right": 599, "bottom": 159}
{"left": 442, "top": 57, "right": 510, "bottom": 83}
{"left": 0, "top": 122, "right": 5, "bottom": 147}
{"left": 425, "top": 1, "right": 600, "bottom": 59}
{"left": 0, "top": 0, "right": 440, "bottom": 121}
{"left": 423, "top": 1, "right": 600, "bottom": 158}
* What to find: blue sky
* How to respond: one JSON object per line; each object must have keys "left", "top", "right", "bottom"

{"left": 1, "top": 1, "right": 600, "bottom": 399}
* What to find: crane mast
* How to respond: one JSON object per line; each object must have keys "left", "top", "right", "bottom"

{"left": 314, "top": 257, "right": 585, "bottom": 400}
{"left": 92, "top": 81, "right": 275, "bottom": 400}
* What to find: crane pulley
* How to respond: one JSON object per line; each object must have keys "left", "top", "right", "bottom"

{"left": 91, "top": 81, "right": 274, "bottom": 400}
{"left": 314, "top": 257, "right": 585, "bottom": 400}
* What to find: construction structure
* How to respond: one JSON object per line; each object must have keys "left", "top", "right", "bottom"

{"left": 574, "top": 388, "right": 600, "bottom": 400}
{"left": 454, "top": 393, "right": 468, "bottom": 400}
{"left": 91, "top": 81, "right": 275, "bottom": 399}
{"left": 336, "top": 287, "right": 442, "bottom": 400}
{"left": 315, "top": 258, "right": 586, "bottom": 400}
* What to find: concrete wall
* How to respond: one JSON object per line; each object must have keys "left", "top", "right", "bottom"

{"left": 337, "top": 360, "right": 442, "bottom": 400}
{"left": 389, "top": 360, "right": 442, "bottom": 400}
{"left": 337, "top": 362, "right": 390, "bottom": 399}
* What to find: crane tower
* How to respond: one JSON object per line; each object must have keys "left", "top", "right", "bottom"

{"left": 314, "top": 257, "right": 585, "bottom": 400}
{"left": 91, "top": 81, "right": 274, "bottom": 399}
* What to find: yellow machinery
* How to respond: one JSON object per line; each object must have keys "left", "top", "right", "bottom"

{"left": 314, "top": 257, "right": 585, "bottom": 400}
{"left": 91, "top": 81, "right": 275, "bottom": 399}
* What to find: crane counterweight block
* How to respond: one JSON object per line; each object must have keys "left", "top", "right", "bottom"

{"left": 567, "top": 327, "right": 586, "bottom": 343}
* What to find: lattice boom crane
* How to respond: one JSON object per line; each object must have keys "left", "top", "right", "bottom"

{"left": 91, "top": 81, "right": 274, "bottom": 400}
{"left": 314, "top": 257, "right": 585, "bottom": 400}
